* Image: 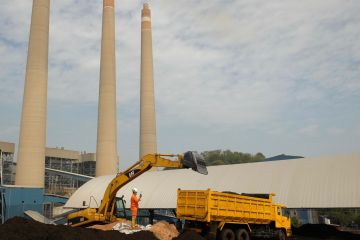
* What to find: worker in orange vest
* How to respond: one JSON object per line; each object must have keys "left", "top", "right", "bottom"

{"left": 130, "top": 187, "right": 142, "bottom": 229}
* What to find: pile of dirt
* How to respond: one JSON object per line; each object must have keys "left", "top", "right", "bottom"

{"left": 173, "top": 229, "right": 206, "bottom": 240}
{"left": 0, "top": 217, "right": 158, "bottom": 240}
{"left": 150, "top": 221, "right": 179, "bottom": 240}
{"left": 293, "top": 224, "right": 360, "bottom": 240}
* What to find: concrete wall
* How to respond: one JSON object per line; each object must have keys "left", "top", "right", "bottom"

{"left": 80, "top": 153, "right": 96, "bottom": 162}
{"left": 0, "top": 142, "right": 15, "bottom": 154}
{"left": 45, "top": 147, "right": 80, "bottom": 161}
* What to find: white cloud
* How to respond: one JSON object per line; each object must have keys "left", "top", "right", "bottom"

{"left": 0, "top": 0, "right": 359, "bottom": 162}
{"left": 326, "top": 127, "right": 345, "bottom": 135}
{"left": 298, "top": 124, "right": 320, "bottom": 136}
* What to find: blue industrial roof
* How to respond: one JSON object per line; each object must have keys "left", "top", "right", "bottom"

{"left": 265, "top": 154, "right": 304, "bottom": 161}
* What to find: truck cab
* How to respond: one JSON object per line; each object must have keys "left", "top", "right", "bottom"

{"left": 274, "top": 204, "right": 292, "bottom": 238}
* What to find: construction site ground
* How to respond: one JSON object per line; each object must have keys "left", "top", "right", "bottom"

{"left": 0, "top": 217, "right": 204, "bottom": 240}
{"left": 0, "top": 217, "right": 359, "bottom": 240}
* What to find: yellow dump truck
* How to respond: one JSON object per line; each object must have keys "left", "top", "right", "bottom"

{"left": 177, "top": 189, "right": 291, "bottom": 240}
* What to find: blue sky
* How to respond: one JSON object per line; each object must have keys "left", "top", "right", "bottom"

{"left": 0, "top": 0, "right": 359, "bottom": 170}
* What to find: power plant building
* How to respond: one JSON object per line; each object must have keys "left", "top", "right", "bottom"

{"left": 0, "top": 142, "right": 16, "bottom": 185}
{"left": 1, "top": 141, "right": 95, "bottom": 196}
{"left": 44, "top": 148, "right": 95, "bottom": 196}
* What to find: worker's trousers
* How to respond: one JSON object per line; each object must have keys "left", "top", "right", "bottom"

{"left": 131, "top": 209, "right": 138, "bottom": 228}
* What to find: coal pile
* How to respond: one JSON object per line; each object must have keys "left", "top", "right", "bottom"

{"left": 0, "top": 217, "right": 158, "bottom": 240}
{"left": 173, "top": 229, "right": 206, "bottom": 240}
{"left": 293, "top": 224, "right": 360, "bottom": 240}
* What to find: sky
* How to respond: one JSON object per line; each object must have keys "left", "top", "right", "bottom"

{"left": 0, "top": 0, "right": 359, "bottom": 170}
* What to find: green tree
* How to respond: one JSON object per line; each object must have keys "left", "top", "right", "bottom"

{"left": 201, "top": 150, "right": 266, "bottom": 166}
{"left": 291, "top": 216, "right": 300, "bottom": 227}
{"left": 318, "top": 209, "right": 360, "bottom": 227}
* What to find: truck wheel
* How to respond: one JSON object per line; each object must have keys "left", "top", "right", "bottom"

{"left": 235, "top": 228, "right": 250, "bottom": 240}
{"left": 278, "top": 230, "right": 287, "bottom": 240}
{"left": 220, "top": 228, "right": 235, "bottom": 240}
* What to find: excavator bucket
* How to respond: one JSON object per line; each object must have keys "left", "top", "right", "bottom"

{"left": 183, "top": 151, "right": 208, "bottom": 175}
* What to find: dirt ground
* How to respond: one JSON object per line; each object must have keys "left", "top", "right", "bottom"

{"left": 0, "top": 217, "right": 204, "bottom": 240}
{"left": 291, "top": 223, "right": 360, "bottom": 240}
{"left": 0, "top": 217, "right": 157, "bottom": 240}
{"left": 173, "top": 229, "right": 206, "bottom": 240}
{"left": 290, "top": 237, "right": 358, "bottom": 240}
{"left": 0, "top": 217, "right": 359, "bottom": 240}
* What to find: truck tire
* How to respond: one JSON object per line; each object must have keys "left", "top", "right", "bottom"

{"left": 278, "top": 230, "right": 287, "bottom": 240}
{"left": 235, "top": 228, "right": 250, "bottom": 240}
{"left": 220, "top": 228, "right": 235, "bottom": 240}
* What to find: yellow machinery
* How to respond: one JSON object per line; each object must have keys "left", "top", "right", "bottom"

{"left": 177, "top": 189, "right": 291, "bottom": 240}
{"left": 67, "top": 151, "right": 207, "bottom": 227}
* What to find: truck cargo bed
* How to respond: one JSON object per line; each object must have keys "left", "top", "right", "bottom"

{"left": 177, "top": 189, "right": 274, "bottom": 224}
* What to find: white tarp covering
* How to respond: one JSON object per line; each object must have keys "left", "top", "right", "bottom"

{"left": 112, "top": 222, "right": 151, "bottom": 234}
{"left": 65, "top": 153, "right": 360, "bottom": 209}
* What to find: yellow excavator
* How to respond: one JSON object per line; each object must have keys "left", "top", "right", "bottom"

{"left": 67, "top": 151, "right": 208, "bottom": 227}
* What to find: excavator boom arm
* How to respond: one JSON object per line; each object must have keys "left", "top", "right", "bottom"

{"left": 98, "top": 154, "right": 185, "bottom": 215}
{"left": 98, "top": 152, "right": 207, "bottom": 218}
{"left": 68, "top": 151, "right": 207, "bottom": 226}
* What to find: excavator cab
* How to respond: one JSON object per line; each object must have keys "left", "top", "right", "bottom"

{"left": 115, "top": 196, "right": 127, "bottom": 218}
{"left": 183, "top": 151, "right": 208, "bottom": 175}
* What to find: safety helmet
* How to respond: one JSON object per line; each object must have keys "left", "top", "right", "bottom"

{"left": 132, "top": 187, "right": 138, "bottom": 193}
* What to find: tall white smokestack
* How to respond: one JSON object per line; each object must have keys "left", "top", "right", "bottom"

{"left": 15, "top": 0, "right": 50, "bottom": 187}
{"left": 139, "top": 3, "right": 157, "bottom": 160}
{"left": 96, "top": 0, "right": 118, "bottom": 176}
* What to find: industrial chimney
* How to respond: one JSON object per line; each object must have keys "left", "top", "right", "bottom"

{"left": 139, "top": 3, "right": 157, "bottom": 160}
{"left": 96, "top": 0, "right": 118, "bottom": 176}
{"left": 15, "top": 0, "right": 50, "bottom": 187}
